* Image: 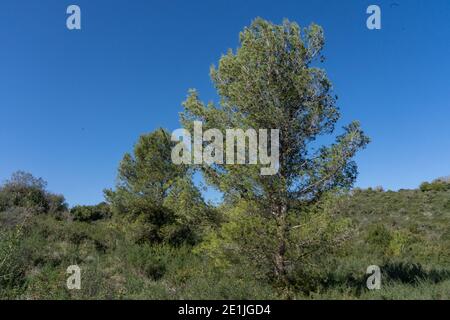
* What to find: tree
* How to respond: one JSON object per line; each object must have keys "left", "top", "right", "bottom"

{"left": 105, "top": 128, "right": 214, "bottom": 245}
{"left": 181, "top": 18, "right": 369, "bottom": 286}
{"left": 0, "top": 171, "right": 67, "bottom": 216}
{"left": 420, "top": 177, "right": 450, "bottom": 192}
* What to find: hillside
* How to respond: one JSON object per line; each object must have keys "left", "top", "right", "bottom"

{"left": 1, "top": 175, "right": 449, "bottom": 300}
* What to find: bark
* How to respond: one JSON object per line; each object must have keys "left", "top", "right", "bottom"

{"left": 274, "top": 203, "right": 289, "bottom": 287}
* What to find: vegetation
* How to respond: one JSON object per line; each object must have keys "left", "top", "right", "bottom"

{"left": 420, "top": 177, "right": 450, "bottom": 192}
{"left": 1, "top": 172, "right": 449, "bottom": 299}
{"left": 1, "top": 19, "right": 449, "bottom": 300}
{"left": 181, "top": 18, "right": 368, "bottom": 290}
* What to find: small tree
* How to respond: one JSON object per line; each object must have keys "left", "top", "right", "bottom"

{"left": 105, "top": 128, "right": 214, "bottom": 245}
{"left": 182, "top": 18, "right": 369, "bottom": 286}
{"left": 0, "top": 171, "right": 67, "bottom": 216}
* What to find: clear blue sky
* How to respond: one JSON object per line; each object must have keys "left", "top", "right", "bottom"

{"left": 1, "top": 0, "right": 449, "bottom": 206}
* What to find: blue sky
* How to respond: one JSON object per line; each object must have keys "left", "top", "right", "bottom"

{"left": 1, "top": 0, "right": 449, "bottom": 206}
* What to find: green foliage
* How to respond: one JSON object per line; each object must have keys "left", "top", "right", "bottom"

{"left": 105, "top": 129, "right": 215, "bottom": 246}
{"left": 181, "top": 18, "right": 369, "bottom": 203}
{"left": 366, "top": 224, "right": 392, "bottom": 251}
{"left": 0, "top": 228, "right": 27, "bottom": 298}
{"left": 420, "top": 177, "right": 450, "bottom": 192}
{"left": 181, "top": 18, "right": 369, "bottom": 284}
{"left": 0, "top": 182, "right": 450, "bottom": 299}
{"left": 198, "top": 194, "right": 353, "bottom": 294}
{"left": 196, "top": 200, "right": 278, "bottom": 277}
{"left": 0, "top": 171, "right": 67, "bottom": 216}
{"left": 127, "top": 245, "right": 167, "bottom": 280}
{"left": 0, "top": 211, "right": 279, "bottom": 299}
{"left": 70, "top": 202, "right": 111, "bottom": 222}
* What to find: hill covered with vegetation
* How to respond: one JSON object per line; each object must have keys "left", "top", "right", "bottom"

{"left": 1, "top": 171, "right": 449, "bottom": 300}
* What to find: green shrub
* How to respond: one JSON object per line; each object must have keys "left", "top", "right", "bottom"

{"left": 70, "top": 202, "right": 111, "bottom": 222}
{"left": 126, "top": 245, "right": 168, "bottom": 280}
{"left": 420, "top": 179, "right": 450, "bottom": 192}
{"left": 0, "top": 227, "right": 28, "bottom": 298}
{"left": 0, "top": 171, "right": 67, "bottom": 215}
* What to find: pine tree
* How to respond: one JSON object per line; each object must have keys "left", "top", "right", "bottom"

{"left": 181, "top": 18, "right": 369, "bottom": 285}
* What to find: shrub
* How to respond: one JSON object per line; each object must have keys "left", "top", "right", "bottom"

{"left": 0, "top": 226, "right": 28, "bottom": 297}
{"left": 420, "top": 179, "right": 450, "bottom": 192}
{"left": 0, "top": 171, "right": 67, "bottom": 215}
{"left": 126, "top": 245, "right": 169, "bottom": 280}
{"left": 70, "top": 202, "right": 111, "bottom": 222}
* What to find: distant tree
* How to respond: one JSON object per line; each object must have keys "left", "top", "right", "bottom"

{"left": 419, "top": 182, "right": 432, "bottom": 192}
{"left": 182, "top": 18, "right": 369, "bottom": 286}
{"left": 0, "top": 171, "right": 67, "bottom": 216}
{"left": 70, "top": 202, "right": 111, "bottom": 222}
{"left": 105, "top": 129, "right": 215, "bottom": 245}
{"left": 420, "top": 178, "right": 450, "bottom": 192}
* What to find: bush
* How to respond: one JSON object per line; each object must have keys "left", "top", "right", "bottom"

{"left": 126, "top": 244, "right": 167, "bottom": 280}
{"left": 0, "top": 171, "right": 67, "bottom": 215}
{"left": 70, "top": 202, "right": 111, "bottom": 222}
{"left": 0, "top": 227, "right": 28, "bottom": 297}
{"left": 420, "top": 179, "right": 450, "bottom": 192}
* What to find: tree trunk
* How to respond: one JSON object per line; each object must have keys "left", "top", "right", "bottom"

{"left": 274, "top": 203, "right": 289, "bottom": 287}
